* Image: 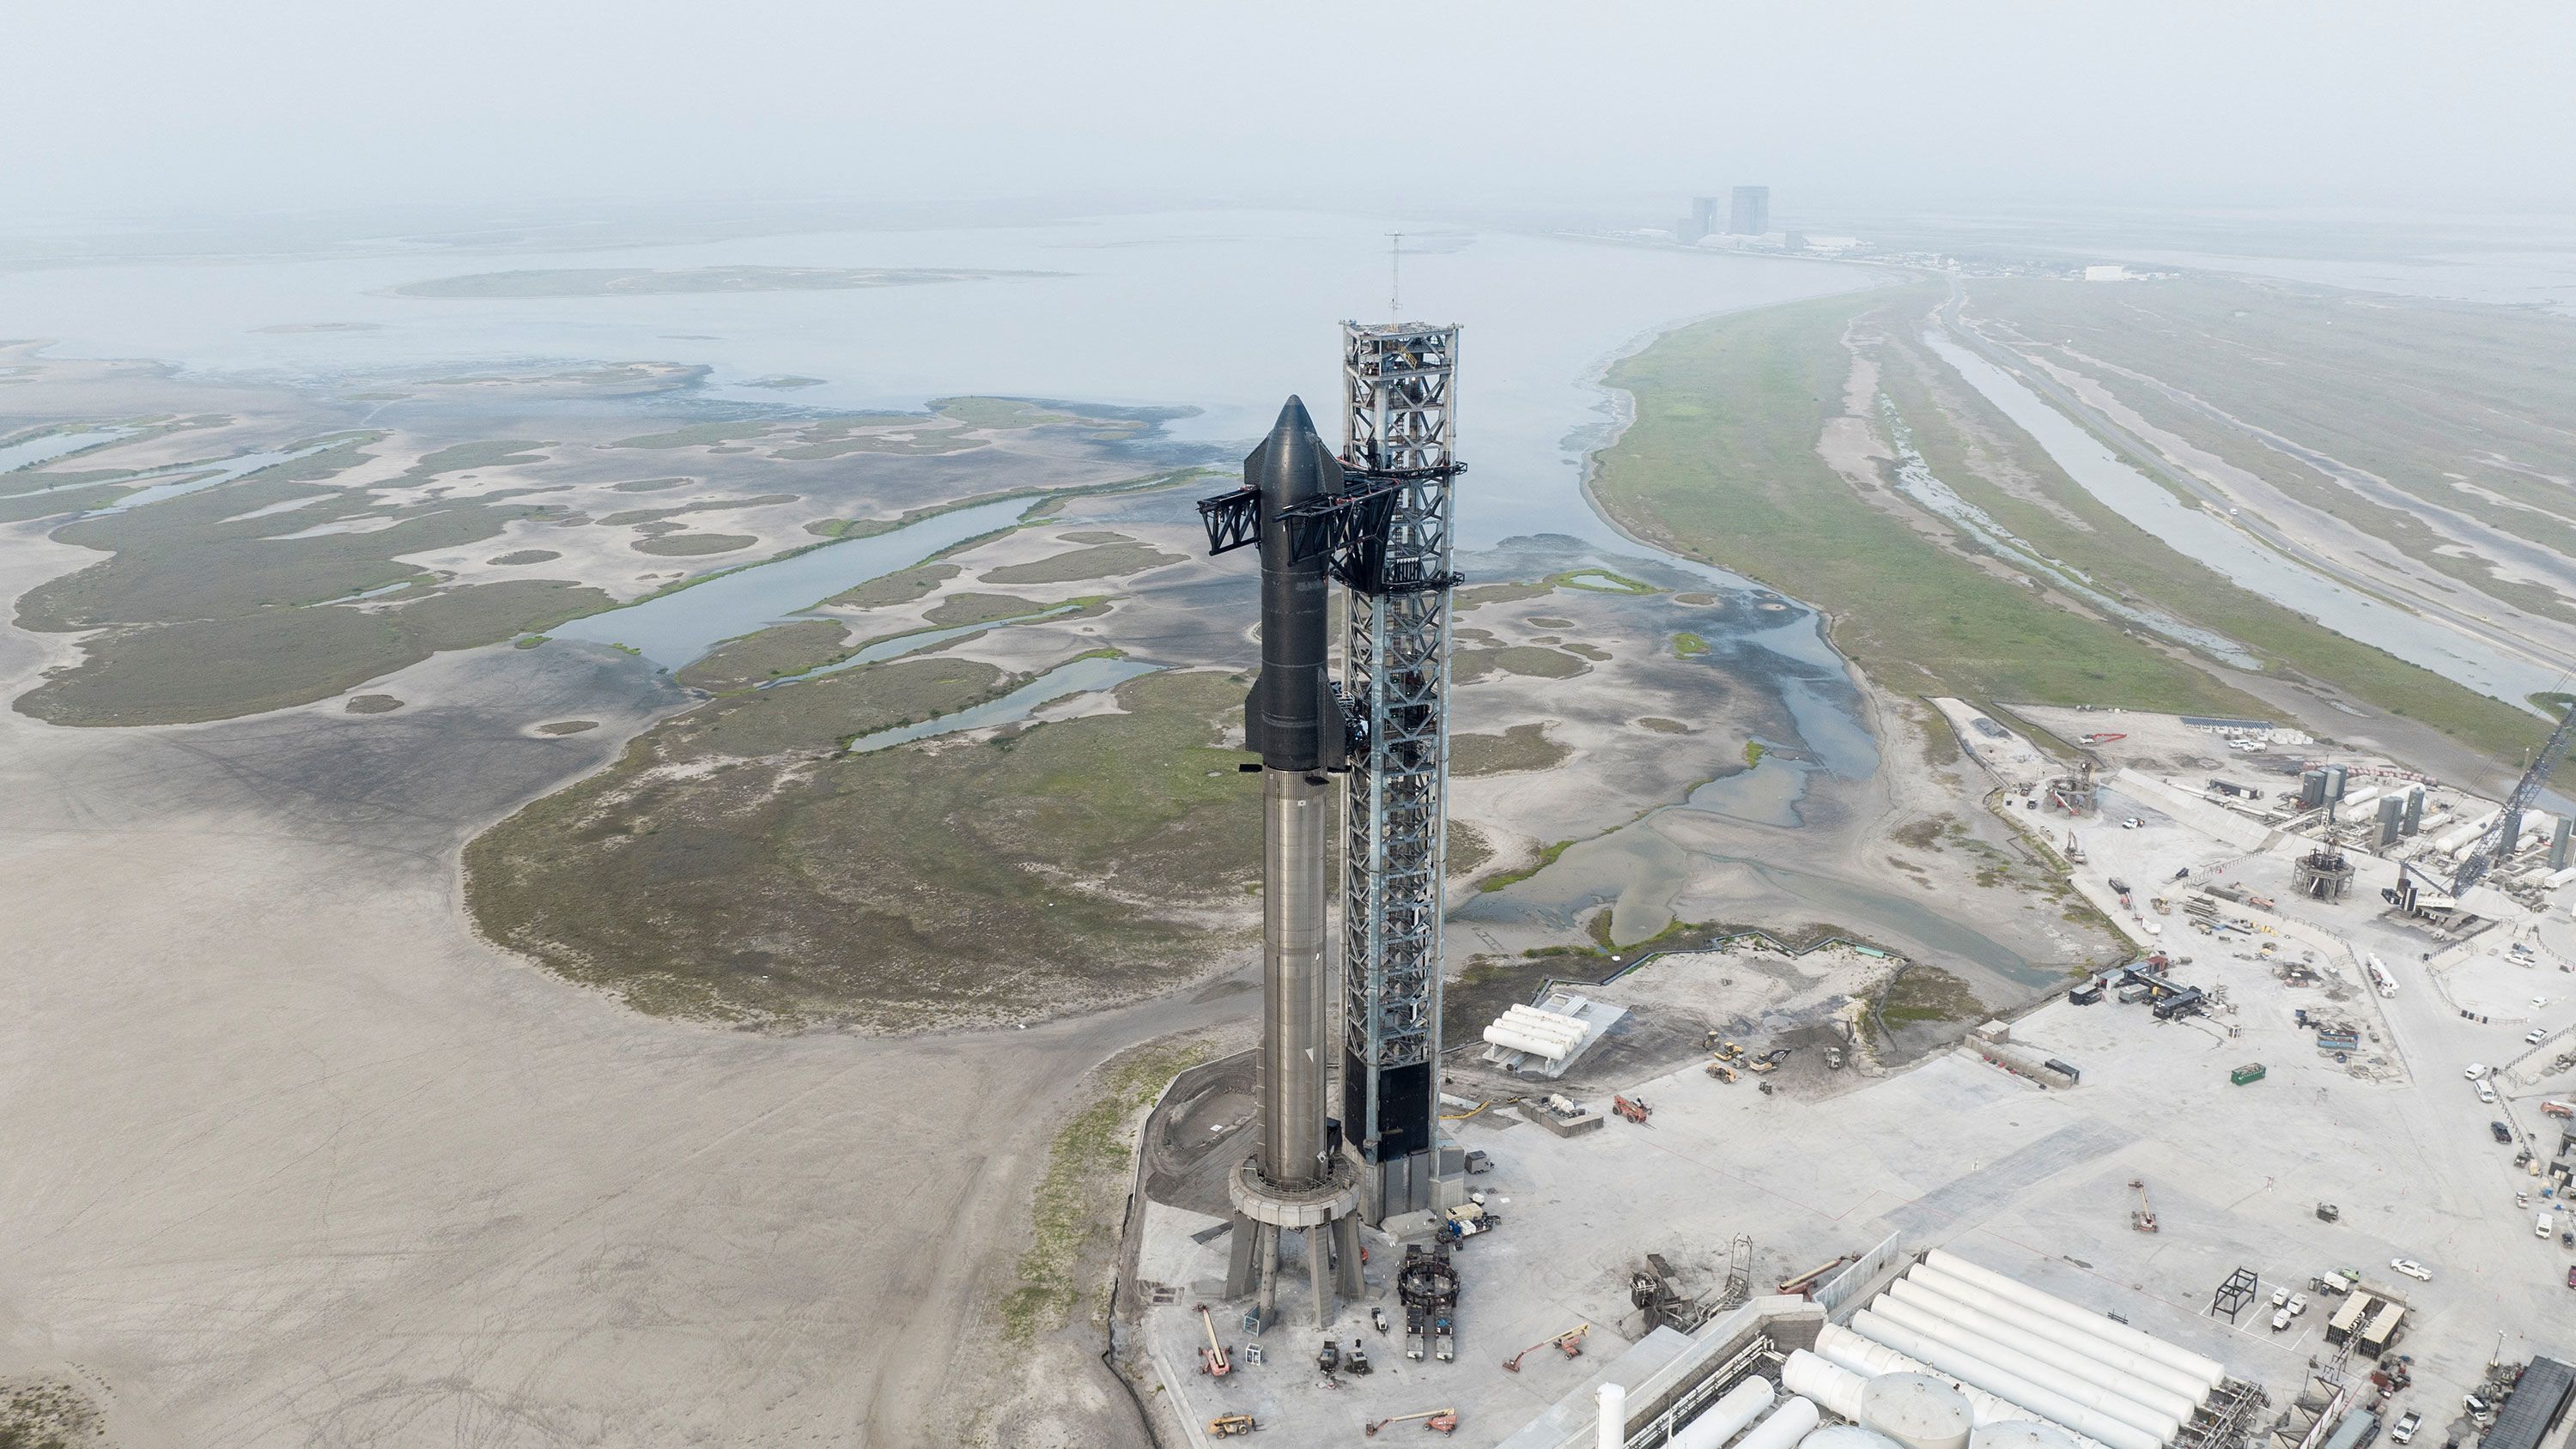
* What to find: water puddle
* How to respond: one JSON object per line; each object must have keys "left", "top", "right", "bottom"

{"left": 0, "top": 425, "right": 138, "bottom": 474}
{"left": 848, "top": 655, "right": 1157, "bottom": 753}
{"left": 550, "top": 496, "right": 1030, "bottom": 668}
{"left": 1463, "top": 809, "right": 2053, "bottom": 997}
{"left": 337, "top": 578, "right": 427, "bottom": 602}
{"left": 756, "top": 603, "right": 1086, "bottom": 688}
{"left": 85, "top": 445, "right": 336, "bottom": 516}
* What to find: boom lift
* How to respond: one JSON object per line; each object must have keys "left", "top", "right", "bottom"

{"left": 1366, "top": 1407, "right": 1461, "bottom": 1437}
{"left": 1502, "top": 1324, "right": 1589, "bottom": 1372}
{"left": 1197, "top": 1305, "right": 1231, "bottom": 1377}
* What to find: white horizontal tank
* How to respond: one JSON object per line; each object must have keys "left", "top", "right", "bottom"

{"left": 1973, "top": 1423, "right": 2084, "bottom": 1449}
{"left": 1728, "top": 1397, "right": 1823, "bottom": 1449}
{"left": 1921, "top": 1250, "right": 2226, "bottom": 1391}
{"left": 1673, "top": 1376, "right": 1782, "bottom": 1449}
{"left": 1891, "top": 1272, "right": 2208, "bottom": 1409}
{"left": 1809, "top": 1329, "right": 2111, "bottom": 1449}
{"left": 1870, "top": 1293, "right": 2195, "bottom": 1429}
{"left": 1846, "top": 1311, "right": 2165, "bottom": 1449}
{"left": 1783, "top": 1350, "right": 1867, "bottom": 1419}
{"left": 1805, "top": 1428, "right": 1908, "bottom": 1449}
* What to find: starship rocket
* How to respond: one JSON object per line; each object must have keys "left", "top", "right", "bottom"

{"left": 1242, "top": 396, "right": 1344, "bottom": 1192}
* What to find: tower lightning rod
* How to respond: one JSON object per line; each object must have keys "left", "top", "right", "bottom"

{"left": 1388, "top": 233, "right": 1402, "bottom": 318}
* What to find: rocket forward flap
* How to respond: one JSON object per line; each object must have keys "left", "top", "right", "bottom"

{"left": 1242, "top": 397, "right": 1346, "bottom": 773}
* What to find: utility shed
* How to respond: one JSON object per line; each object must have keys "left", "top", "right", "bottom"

{"left": 2480, "top": 1355, "right": 2573, "bottom": 1449}
{"left": 2326, "top": 1294, "right": 2375, "bottom": 1346}
{"left": 2356, "top": 1300, "right": 2406, "bottom": 1355}
{"left": 2318, "top": 1410, "right": 2379, "bottom": 1449}
{"left": 2318, "top": 1410, "right": 2370, "bottom": 1449}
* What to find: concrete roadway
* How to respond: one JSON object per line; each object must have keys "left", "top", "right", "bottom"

{"left": 0, "top": 534, "right": 1236, "bottom": 1447}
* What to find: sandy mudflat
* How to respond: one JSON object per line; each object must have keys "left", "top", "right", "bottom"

{"left": 0, "top": 523, "right": 1207, "bottom": 1447}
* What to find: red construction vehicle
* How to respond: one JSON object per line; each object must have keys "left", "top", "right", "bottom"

{"left": 1366, "top": 1408, "right": 1460, "bottom": 1437}
{"left": 1197, "top": 1305, "right": 1231, "bottom": 1377}
{"left": 1613, "top": 1094, "right": 1651, "bottom": 1125}
{"left": 1503, "top": 1325, "right": 1589, "bottom": 1372}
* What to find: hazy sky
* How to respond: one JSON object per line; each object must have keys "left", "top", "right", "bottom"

{"left": 9, "top": 1, "right": 2572, "bottom": 223}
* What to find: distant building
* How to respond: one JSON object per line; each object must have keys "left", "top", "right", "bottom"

{"left": 1682, "top": 196, "right": 1724, "bottom": 243}
{"left": 2083, "top": 264, "right": 2133, "bottom": 282}
{"left": 1728, "top": 185, "right": 1770, "bottom": 235}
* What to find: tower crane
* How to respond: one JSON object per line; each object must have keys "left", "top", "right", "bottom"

{"left": 2453, "top": 697, "right": 2576, "bottom": 896}
{"left": 2391, "top": 697, "right": 2576, "bottom": 919}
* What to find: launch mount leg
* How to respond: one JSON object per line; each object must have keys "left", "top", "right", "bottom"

{"left": 1307, "top": 1226, "right": 1335, "bottom": 1329}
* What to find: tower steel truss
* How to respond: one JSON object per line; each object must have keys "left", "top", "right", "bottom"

{"left": 1336, "top": 322, "right": 1463, "bottom": 1221}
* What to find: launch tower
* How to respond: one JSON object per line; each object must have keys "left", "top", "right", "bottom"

{"left": 1334, "top": 322, "right": 1462, "bottom": 1222}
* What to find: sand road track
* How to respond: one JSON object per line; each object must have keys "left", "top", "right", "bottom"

{"left": 0, "top": 538, "right": 1217, "bottom": 1447}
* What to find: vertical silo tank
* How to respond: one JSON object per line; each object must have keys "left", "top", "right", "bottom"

{"left": 1920, "top": 1251, "right": 2225, "bottom": 1391}
{"left": 1862, "top": 1372, "right": 1976, "bottom": 1449}
{"left": 1804, "top": 1428, "right": 1907, "bottom": 1449}
{"left": 1973, "top": 1423, "right": 2083, "bottom": 1449}
{"left": 1672, "top": 1376, "right": 1781, "bottom": 1449}
{"left": 1725, "top": 1397, "right": 1823, "bottom": 1449}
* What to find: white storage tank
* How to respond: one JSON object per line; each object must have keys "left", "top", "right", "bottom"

{"left": 1783, "top": 1350, "right": 1866, "bottom": 1420}
{"left": 1973, "top": 1423, "right": 2083, "bottom": 1449}
{"left": 1921, "top": 1250, "right": 2226, "bottom": 1391}
{"left": 1811, "top": 1329, "right": 2108, "bottom": 1449}
{"left": 1899, "top": 1269, "right": 2208, "bottom": 1404}
{"left": 1847, "top": 1312, "right": 2164, "bottom": 1449}
{"left": 1862, "top": 1372, "right": 1975, "bottom": 1449}
{"left": 1869, "top": 1294, "right": 2193, "bottom": 1431}
{"left": 1805, "top": 1427, "right": 1907, "bottom": 1449}
{"left": 1673, "top": 1376, "right": 1781, "bottom": 1449}
{"left": 1729, "top": 1397, "right": 1823, "bottom": 1449}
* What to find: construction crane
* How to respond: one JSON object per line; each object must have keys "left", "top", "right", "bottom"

{"left": 1366, "top": 1407, "right": 1461, "bottom": 1438}
{"left": 2386, "top": 698, "right": 2576, "bottom": 921}
{"left": 1503, "top": 1324, "right": 1589, "bottom": 1372}
{"left": 2455, "top": 697, "right": 2576, "bottom": 896}
{"left": 2129, "top": 1177, "right": 2159, "bottom": 1234}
